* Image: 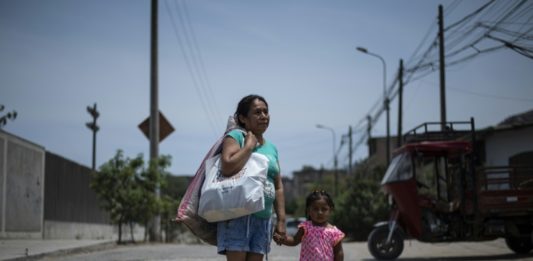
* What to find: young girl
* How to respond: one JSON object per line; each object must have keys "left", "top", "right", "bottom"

{"left": 275, "top": 190, "right": 345, "bottom": 261}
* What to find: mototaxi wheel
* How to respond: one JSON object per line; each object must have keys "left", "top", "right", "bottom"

{"left": 505, "top": 236, "right": 533, "bottom": 254}
{"left": 368, "top": 226, "right": 404, "bottom": 260}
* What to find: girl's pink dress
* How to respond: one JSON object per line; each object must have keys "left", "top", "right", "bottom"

{"left": 298, "top": 220, "right": 345, "bottom": 260}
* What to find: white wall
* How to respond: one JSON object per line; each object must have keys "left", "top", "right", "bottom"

{"left": 0, "top": 130, "right": 45, "bottom": 239}
{"left": 484, "top": 126, "right": 533, "bottom": 166}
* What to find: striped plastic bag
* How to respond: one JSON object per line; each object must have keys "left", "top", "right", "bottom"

{"left": 175, "top": 116, "right": 239, "bottom": 245}
{"left": 175, "top": 136, "right": 222, "bottom": 245}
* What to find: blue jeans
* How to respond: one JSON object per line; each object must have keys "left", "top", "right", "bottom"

{"left": 217, "top": 214, "right": 273, "bottom": 255}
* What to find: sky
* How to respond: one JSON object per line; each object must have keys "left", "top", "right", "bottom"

{"left": 1, "top": 0, "right": 532, "bottom": 177}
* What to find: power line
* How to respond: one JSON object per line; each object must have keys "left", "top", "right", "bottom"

{"left": 173, "top": 0, "right": 223, "bottom": 127}
{"left": 164, "top": 0, "right": 221, "bottom": 136}
{"left": 344, "top": 0, "right": 533, "bottom": 168}
{"left": 449, "top": 86, "right": 533, "bottom": 103}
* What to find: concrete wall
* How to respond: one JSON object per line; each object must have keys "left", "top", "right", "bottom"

{"left": 0, "top": 130, "right": 45, "bottom": 239}
{"left": 484, "top": 125, "right": 533, "bottom": 166}
{"left": 0, "top": 130, "right": 119, "bottom": 240}
{"left": 0, "top": 130, "right": 153, "bottom": 241}
{"left": 43, "top": 221, "right": 146, "bottom": 241}
{"left": 44, "top": 152, "right": 110, "bottom": 224}
{"left": 43, "top": 220, "right": 114, "bottom": 240}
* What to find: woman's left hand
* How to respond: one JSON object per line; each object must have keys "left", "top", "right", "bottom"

{"left": 273, "top": 233, "right": 284, "bottom": 245}
{"left": 273, "top": 221, "right": 286, "bottom": 245}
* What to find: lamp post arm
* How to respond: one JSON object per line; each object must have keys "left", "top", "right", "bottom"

{"left": 356, "top": 47, "right": 387, "bottom": 99}
{"left": 356, "top": 46, "right": 390, "bottom": 165}
{"left": 365, "top": 51, "right": 387, "bottom": 99}
{"left": 317, "top": 124, "right": 338, "bottom": 195}
{"left": 316, "top": 124, "right": 337, "bottom": 167}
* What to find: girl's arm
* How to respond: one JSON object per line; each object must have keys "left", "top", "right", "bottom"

{"left": 334, "top": 241, "right": 344, "bottom": 261}
{"left": 281, "top": 227, "right": 304, "bottom": 246}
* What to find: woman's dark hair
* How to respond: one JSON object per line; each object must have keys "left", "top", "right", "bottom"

{"left": 234, "top": 94, "right": 268, "bottom": 127}
{"left": 305, "top": 190, "right": 335, "bottom": 218}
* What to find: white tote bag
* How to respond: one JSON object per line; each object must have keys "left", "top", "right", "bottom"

{"left": 198, "top": 152, "right": 269, "bottom": 222}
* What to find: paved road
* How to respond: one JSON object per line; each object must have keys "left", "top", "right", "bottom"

{"left": 38, "top": 239, "right": 533, "bottom": 261}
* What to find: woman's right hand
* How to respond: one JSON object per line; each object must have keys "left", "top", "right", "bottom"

{"left": 244, "top": 130, "right": 258, "bottom": 149}
{"left": 221, "top": 131, "right": 255, "bottom": 176}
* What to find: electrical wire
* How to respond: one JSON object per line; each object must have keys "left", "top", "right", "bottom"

{"left": 164, "top": 0, "right": 222, "bottom": 136}
{"left": 448, "top": 86, "right": 533, "bottom": 103}
{"left": 175, "top": 0, "right": 223, "bottom": 126}
{"left": 343, "top": 0, "right": 533, "bottom": 170}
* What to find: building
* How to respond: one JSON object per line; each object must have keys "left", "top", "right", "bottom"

{"left": 289, "top": 166, "right": 336, "bottom": 201}
{"left": 483, "top": 109, "right": 533, "bottom": 166}
{"left": 367, "top": 135, "right": 399, "bottom": 168}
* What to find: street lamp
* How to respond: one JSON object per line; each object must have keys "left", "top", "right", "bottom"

{"left": 316, "top": 124, "right": 338, "bottom": 196}
{"left": 356, "top": 46, "right": 390, "bottom": 166}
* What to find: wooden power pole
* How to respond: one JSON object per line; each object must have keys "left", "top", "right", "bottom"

{"left": 438, "top": 5, "right": 447, "bottom": 129}
{"left": 149, "top": 0, "right": 161, "bottom": 242}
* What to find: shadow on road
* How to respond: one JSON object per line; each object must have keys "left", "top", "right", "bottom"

{"left": 361, "top": 253, "right": 533, "bottom": 261}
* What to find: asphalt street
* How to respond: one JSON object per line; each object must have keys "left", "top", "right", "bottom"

{"left": 36, "top": 239, "right": 533, "bottom": 261}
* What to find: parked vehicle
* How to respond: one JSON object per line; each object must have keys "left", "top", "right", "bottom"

{"left": 367, "top": 118, "right": 533, "bottom": 260}
{"left": 286, "top": 217, "right": 306, "bottom": 235}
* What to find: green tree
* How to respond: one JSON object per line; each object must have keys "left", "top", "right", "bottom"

{"left": 90, "top": 151, "right": 171, "bottom": 243}
{"left": 284, "top": 198, "right": 299, "bottom": 216}
{"left": 333, "top": 178, "right": 388, "bottom": 241}
{"left": 160, "top": 174, "right": 190, "bottom": 242}
{"left": 332, "top": 160, "right": 389, "bottom": 241}
{"left": 160, "top": 194, "right": 180, "bottom": 242}
{"left": 90, "top": 150, "right": 144, "bottom": 243}
{"left": 137, "top": 155, "right": 171, "bottom": 241}
{"left": 163, "top": 175, "right": 190, "bottom": 200}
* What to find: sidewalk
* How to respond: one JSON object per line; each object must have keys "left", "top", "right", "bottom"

{"left": 0, "top": 239, "right": 116, "bottom": 260}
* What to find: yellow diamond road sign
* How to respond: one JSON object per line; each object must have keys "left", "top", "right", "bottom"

{"left": 138, "top": 111, "right": 175, "bottom": 143}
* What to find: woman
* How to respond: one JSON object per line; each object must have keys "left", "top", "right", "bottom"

{"left": 218, "top": 94, "right": 286, "bottom": 261}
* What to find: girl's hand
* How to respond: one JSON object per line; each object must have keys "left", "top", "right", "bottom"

{"left": 273, "top": 231, "right": 286, "bottom": 245}
{"left": 273, "top": 233, "right": 283, "bottom": 245}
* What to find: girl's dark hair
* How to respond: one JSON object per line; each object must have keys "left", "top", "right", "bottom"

{"left": 234, "top": 94, "right": 268, "bottom": 127}
{"left": 305, "top": 190, "right": 335, "bottom": 214}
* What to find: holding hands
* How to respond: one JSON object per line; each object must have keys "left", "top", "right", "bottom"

{"left": 273, "top": 224, "right": 286, "bottom": 245}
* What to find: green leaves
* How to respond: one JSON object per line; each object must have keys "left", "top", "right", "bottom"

{"left": 331, "top": 160, "right": 389, "bottom": 241}
{"left": 333, "top": 178, "right": 389, "bottom": 241}
{"left": 89, "top": 150, "right": 172, "bottom": 243}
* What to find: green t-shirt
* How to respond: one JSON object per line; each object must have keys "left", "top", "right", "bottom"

{"left": 226, "top": 129, "right": 279, "bottom": 219}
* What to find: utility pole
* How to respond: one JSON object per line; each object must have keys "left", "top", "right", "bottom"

{"left": 397, "top": 59, "right": 404, "bottom": 148}
{"left": 316, "top": 124, "right": 337, "bottom": 196}
{"left": 438, "top": 5, "right": 447, "bottom": 130}
{"left": 348, "top": 126, "right": 353, "bottom": 176}
{"left": 86, "top": 103, "right": 99, "bottom": 171}
{"left": 149, "top": 0, "right": 161, "bottom": 242}
{"left": 334, "top": 153, "right": 338, "bottom": 196}
{"left": 366, "top": 114, "right": 372, "bottom": 158}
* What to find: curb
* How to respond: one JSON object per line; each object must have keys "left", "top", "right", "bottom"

{"left": 4, "top": 241, "right": 117, "bottom": 261}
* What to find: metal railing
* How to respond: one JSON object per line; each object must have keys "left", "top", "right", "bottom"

{"left": 403, "top": 118, "right": 474, "bottom": 144}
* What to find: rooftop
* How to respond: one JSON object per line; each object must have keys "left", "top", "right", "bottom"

{"left": 497, "top": 108, "right": 533, "bottom": 129}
